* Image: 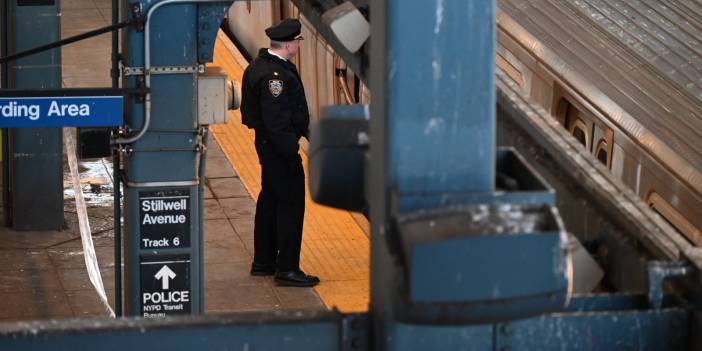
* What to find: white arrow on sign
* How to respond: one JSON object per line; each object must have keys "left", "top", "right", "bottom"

{"left": 154, "top": 265, "right": 176, "bottom": 290}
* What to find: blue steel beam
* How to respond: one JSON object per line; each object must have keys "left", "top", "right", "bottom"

{"left": 496, "top": 308, "right": 688, "bottom": 350}
{"left": 384, "top": 0, "right": 495, "bottom": 207}
{"left": 121, "top": 0, "right": 230, "bottom": 317}
{"left": 8, "top": 0, "right": 63, "bottom": 230}
{"left": 0, "top": 311, "right": 344, "bottom": 351}
{"left": 122, "top": 0, "right": 202, "bottom": 317}
{"left": 0, "top": 295, "right": 688, "bottom": 350}
{"left": 369, "top": 0, "right": 497, "bottom": 346}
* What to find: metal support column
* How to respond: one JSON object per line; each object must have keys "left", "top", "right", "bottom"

{"left": 368, "top": 0, "right": 495, "bottom": 348}
{"left": 120, "top": 0, "right": 231, "bottom": 317}
{"left": 7, "top": 0, "right": 63, "bottom": 230}
{"left": 113, "top": 0, "right": 123, "bottom": 317}
{"left": 1, "top": 0, "right": 9, "bottom": 226}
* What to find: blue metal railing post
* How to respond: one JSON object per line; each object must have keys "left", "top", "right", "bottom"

{"left": 113, "top": 0, "right": 122, "bottom": 317}
{"left": 1, "top": 0, "right": 9, "bottom": 227}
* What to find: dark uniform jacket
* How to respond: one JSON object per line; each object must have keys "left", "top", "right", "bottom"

{"left": 241, "top": 48, "right": 310, "bottom": 159}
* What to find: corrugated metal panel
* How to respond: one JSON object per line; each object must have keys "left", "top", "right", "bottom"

{"left": 572, "top": 0, "right": 702, "bottom": 98}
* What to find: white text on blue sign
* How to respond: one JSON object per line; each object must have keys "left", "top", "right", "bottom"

{"left": 0, "top": 96, "right": 123, "bottom": 127}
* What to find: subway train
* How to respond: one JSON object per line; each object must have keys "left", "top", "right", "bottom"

{"left": 495, "top": 0, "right": 702, "bottom": 247}
{"left": 225, "top": 0, "right": 702, "bottom": 247}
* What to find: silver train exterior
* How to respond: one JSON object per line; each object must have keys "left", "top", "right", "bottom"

{"left": 227, "top": 1, "right": 702, "bottom": 246}
{"left": 495, "top": 0, "right": 702, "bottom": 246}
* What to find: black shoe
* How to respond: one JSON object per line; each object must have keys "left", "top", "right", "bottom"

{"left": 275, "top": 270, "right": 320, "bottom": 287}
{"left": 250, "top": 262, "right": 276, "bottom": 276}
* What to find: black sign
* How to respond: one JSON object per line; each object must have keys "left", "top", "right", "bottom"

{"left": 18, "top": 0, "right": 55, "bottom": 6}
{"left": 139, "top": 189, "right": 190, "bottom": 249}
{"left": 140, "top": 255, "right": 191, "bottom": 318}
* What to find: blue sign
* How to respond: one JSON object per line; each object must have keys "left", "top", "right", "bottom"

{"left": 0, "top": 96, "right": 123, "bottom": 127}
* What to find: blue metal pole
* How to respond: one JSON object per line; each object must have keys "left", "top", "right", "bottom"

{"left": 113, "top": 0, "right": 122, "bottom": 318}
{"left": 8, "top": 0, "right": 63, "bottom": 230}
{"left": 0, "top": 0, "right": 5, "bottom": 86}
{"left": 120, "top": 0, "right": 230, "bottom": 317}
{"left": 198, "top": 127, "right": 209, "bottom": 313}
{"left": 1, "top": 0, "right": 9, "bottom": 227}
{"left": 122, "top": 0, "right": 201, "bottom": 317}
{"left": 385, "top": 0, "right": 495, "bottom": 213}
{"left": 369, "top": 0, "right": 495, "bottom": 349}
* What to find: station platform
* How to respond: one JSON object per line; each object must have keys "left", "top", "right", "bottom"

{"left": 0, "top": 2, "right": 368, "bottom": 322}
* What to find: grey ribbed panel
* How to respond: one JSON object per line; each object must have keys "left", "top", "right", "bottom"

{"left": 639, "top": 0, "right": 702, "bottom": 57}
{"left": 573, "top": 0, "right": 702, "bottom": 98}
{"left": 668, "top": 0, "right": 702, "bottom": 31}
{"left": 498, "top": 0, "right": 702, "bottom": 173}
{"left": 558, "top": 0, "right": 702, "bottom": 169}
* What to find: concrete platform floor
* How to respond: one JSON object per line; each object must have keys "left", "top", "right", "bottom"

{"left": 0, "top": 140, "right": 324, "bottom": 321}
{"left": 0, "top": 0, "right": 324, "bottom": 322}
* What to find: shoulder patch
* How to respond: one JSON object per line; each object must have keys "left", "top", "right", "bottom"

{"left": 268, "top": 79, "right": 284, "bottom": 97}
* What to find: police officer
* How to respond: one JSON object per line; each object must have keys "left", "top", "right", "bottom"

{"left": 241, "top": 18, "right": 319, "bottom": 287}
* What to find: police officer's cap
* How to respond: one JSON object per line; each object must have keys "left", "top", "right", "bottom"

{"left": 265, "top": 18, "right": 303, "bottom": 42}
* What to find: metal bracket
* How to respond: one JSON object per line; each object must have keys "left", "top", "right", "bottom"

{"left": 135, "top": 75, "right": 146, "bottom": 103}
{"left": 123, "top": 65, "right": 205, "bottom": 76}
{"left": 647, "top": 261, "right": 691, "bottom": 309}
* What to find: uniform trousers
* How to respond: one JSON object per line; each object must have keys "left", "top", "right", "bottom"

{"left": 253, "top": 153, "right": 305, "bottom": 272}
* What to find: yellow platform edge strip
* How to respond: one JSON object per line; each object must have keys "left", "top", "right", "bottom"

{"left": 211, "top": 31, "right": 370, "bottom": 312}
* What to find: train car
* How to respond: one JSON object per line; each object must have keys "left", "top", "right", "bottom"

{"left": 226, "top": 0, "right": 702, "bottom": 247}
{"left": 495, "top": 0, "right": 702, "bottom": 246}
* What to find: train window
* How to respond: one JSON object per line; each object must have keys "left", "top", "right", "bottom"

{"left": 595, "top": 140, "right": 608, "bottom": 167}
{"left": 569, "top": 119, "right": 590, "bottom": 150}
{"left": 573, "top": 126, "right": 586, "bottom": 147}
{"left": 648, "top": 192, "right": 702, "bottom": 246}
{"left": 561, "top": 101, "right": 590, "bottom": 150}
